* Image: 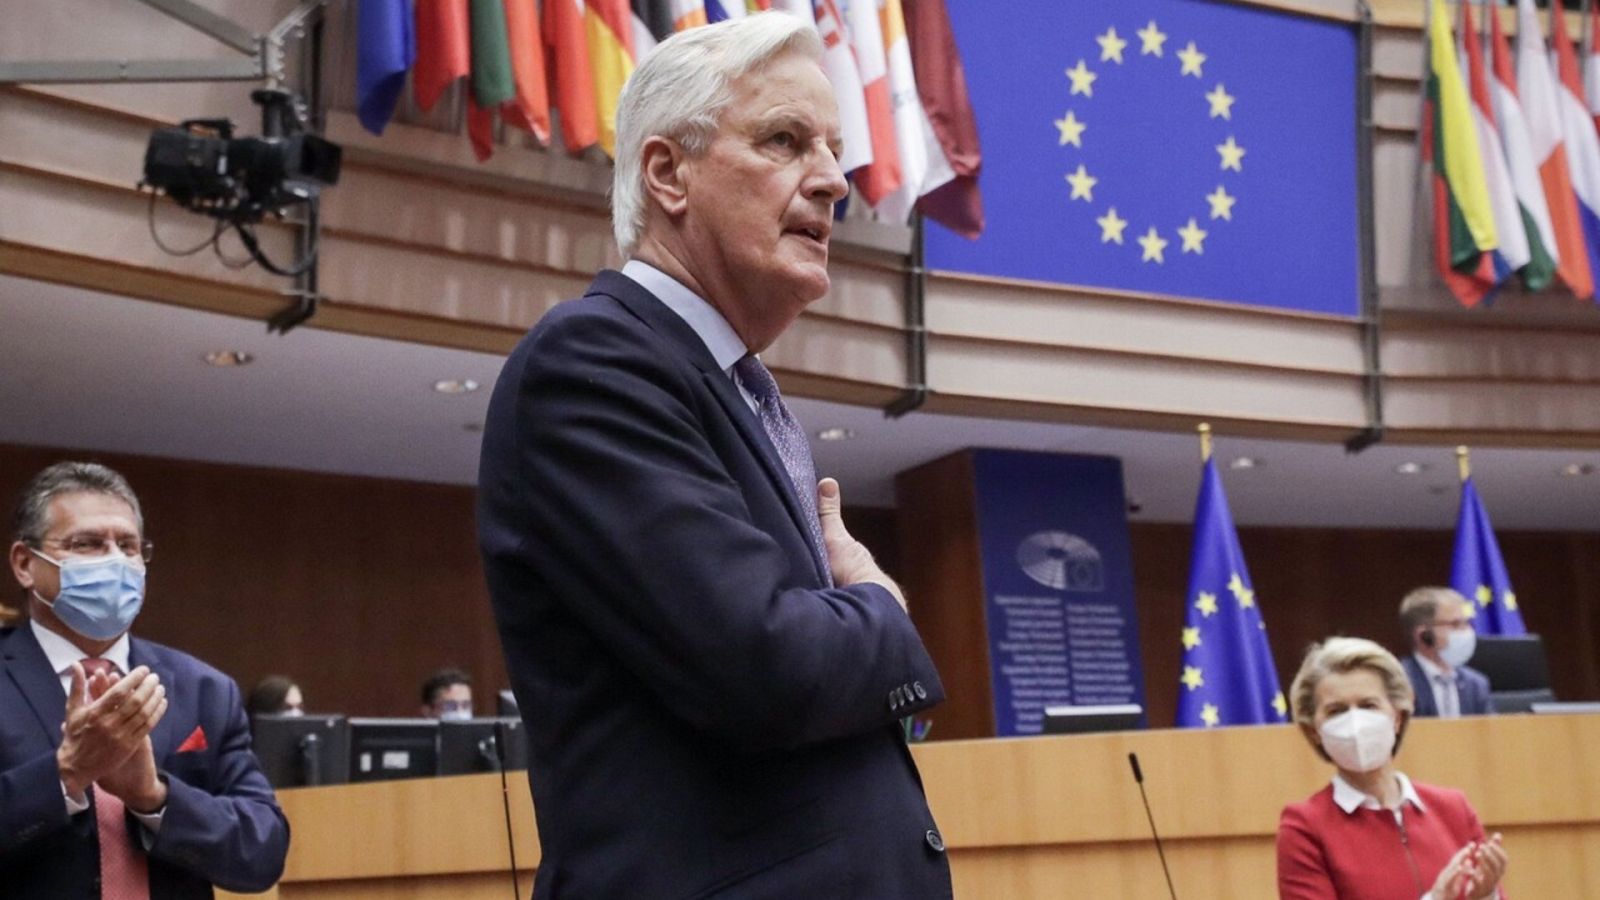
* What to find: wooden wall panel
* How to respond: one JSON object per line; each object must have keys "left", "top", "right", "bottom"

{"left": 1130, "top": 522, "right": 1600, "bottom": 729}
{"left": 0, "top": 444, "right": 503, "bottom": 718}
{"left": 6, "top": 442, "right": 1595, "bottom": 729}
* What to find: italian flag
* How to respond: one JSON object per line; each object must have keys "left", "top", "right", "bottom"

{"left": 1425, "top": 0, "right": 1499, "bottom": 307}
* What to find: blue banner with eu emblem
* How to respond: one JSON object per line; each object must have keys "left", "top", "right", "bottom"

{"left": 924, "top": 0, "right": 1361, "bottom": 316}
{"left": 970, "top": 449, "right": 1146, "bottom": 736}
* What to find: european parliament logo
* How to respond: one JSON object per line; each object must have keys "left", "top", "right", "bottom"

{"left": 925, "top": 0, "right": 1361, "bottom": 317}
{"left": 1016, "top": 531, "right": 1104, "bottom": 593}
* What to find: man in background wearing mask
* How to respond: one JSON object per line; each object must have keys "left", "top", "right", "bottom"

{"left": 1399, "top": 586, "right": 1496, "bottom": 718}
{"left": 420, "top": 667, "right": 473, "bottom": 720}
{"left": 0, "top": 461, "right": 289, "bottom": 897}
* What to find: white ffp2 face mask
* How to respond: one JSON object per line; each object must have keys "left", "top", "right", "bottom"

{"left": 1318, "top": 708, "right": 1397, "bottom": 773}
{"left": 1438, "top": 627, "right": 1477, "bottom": 670}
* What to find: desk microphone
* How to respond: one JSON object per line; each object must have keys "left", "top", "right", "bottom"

{"left": 1128, "top": 752, "right": 1179, "bottom": 900}
{"left": 494, "top": 720, "right": 521, "bottom": 900}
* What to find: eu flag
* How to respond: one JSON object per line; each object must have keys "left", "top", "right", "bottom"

{"left": 1176, "top": 458, "right": 1286, "bottom": 728}
{"left": 1450, "top": 478, "right": 1526, "bottom": 636}
{"left": 924, "top": 0, "right": 1360, "bottom": 316}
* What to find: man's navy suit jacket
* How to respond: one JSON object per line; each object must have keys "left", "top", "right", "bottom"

{"left": 1403, "top": 654, "right": 1495, "bottom": 717}
{"left": 477, "top": 270, "right": 952, "bottom": 899}
{"left": 0, "top": 624, "right": 289, "bottom": 898}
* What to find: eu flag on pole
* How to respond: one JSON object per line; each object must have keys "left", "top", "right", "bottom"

{"left": 924, "top": 0, "right": 1359, "bottom": 316}
{"left": 1450, "top": 476, "right": 1526, "bottom": 636}
{"left": 1176, "top": 457, "right": 1286, "bottom": 728}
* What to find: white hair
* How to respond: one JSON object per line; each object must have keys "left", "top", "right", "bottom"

{"left": 611, "top": 12, "right": 823, "bottom": 256}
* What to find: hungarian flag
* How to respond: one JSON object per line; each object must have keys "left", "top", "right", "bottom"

{"left": 1548, "top": 3, "right": 1600, "bottom": 303}
{"left": 1516, "top": 0, "right": 1592, "bottom": 299}
{"left": 544, "top": 0, "right": 599, "bottom": 153}
{"left": 815, "top": 0, "right": 874, "bottom": 176}
{"left": 1423, "top": 0, "right": 1498, "bottom": 307}
{"left": 586, "top": 0, "right": 636, "bottom": 157}
{"left": 356, "top": 0, "right": 415, "bottom": 135}
{"left": 1457, "top": 2, "right": 1525, "bottom": 293}
{"left": 1488, "top": 6, "right": 1559, "bottom": 292}
{"left": 844, "top": 0, "right": 902, "bottom": 204}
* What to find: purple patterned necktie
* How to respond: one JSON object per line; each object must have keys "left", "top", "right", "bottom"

{"left": 733, "top": 355, "right": 833, "bottom": 588}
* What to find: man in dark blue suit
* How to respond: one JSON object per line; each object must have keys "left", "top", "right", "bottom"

{"left": 477, "top": 13, "right": 950, "bottom": 899}
{"left": 1, "top": 462, "right": 289, "bottom": 898}
{"left": 1399, "top": 587, "right": 1495, "bottom": 718}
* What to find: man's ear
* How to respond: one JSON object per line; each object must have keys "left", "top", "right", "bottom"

{"left": 9, "top": 542, "right": 36, "bottom": 591}
{"left": 641, "top": 135, "right": 689, "bottom": 218}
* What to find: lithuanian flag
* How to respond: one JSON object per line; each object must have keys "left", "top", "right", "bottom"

{"left": 1424, "top": 0, "right": 1499, "bottom": 307}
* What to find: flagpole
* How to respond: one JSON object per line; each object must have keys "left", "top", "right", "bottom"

{"left": 1456, "top": 444, "right": 1472, "bottom": 482}
{"left": 1198, "top": 422, "right": 1213, "bottom": 463}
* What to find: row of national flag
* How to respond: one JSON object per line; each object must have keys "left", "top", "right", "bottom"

{"left": 355, "top": 0, "right": 984, "bottom": 235}
{"left": 1426, "top": 0, "right": 1600, "bottom": 307}
{"left": 1176, "top": 438, "right": 1525, "bottom": 729}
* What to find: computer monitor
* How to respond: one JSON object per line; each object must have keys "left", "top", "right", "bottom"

{"left": 1470, "top": 635, "right": 1551, "bottom": 692}
{"left": 497, "top": 688, "right": 520, "bottom": 718}
{"left": 437, "top": 717, "right": 528, "bottom": 776}
{"left": 348, "top": 718, "right": 440, "bottom": 783}
{"left": 1040, "top": 703, "right": 1143, "bottom": 735}
{"left": 252, "top": 714, "right": 350, "bottom": 788}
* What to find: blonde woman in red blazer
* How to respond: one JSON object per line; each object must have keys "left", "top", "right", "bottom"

{"left": 1277, "top": 637, "right": 1509, "bottom": 900}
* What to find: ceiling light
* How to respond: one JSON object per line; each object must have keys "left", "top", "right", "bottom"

{"left": 202, "top": 350, "right": 254, "bottom": 367}
{"left": 817, "top": 427, "right": 855, "bottom": 442}
{"left": 1228, "top": 456, "right": 1260, "bottom": 470}
{"left": 432, "top": 379, "right": 480, "bottom": 395}
{"left": 1395, "top": 462, "right": 1428, "bottom": 475}
{"left": 1560, "top": 463, "right": 1595, "bottom": 477}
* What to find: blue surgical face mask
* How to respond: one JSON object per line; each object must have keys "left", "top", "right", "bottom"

{"left": 30, "top": 548, "right": 146, "bottom": 641}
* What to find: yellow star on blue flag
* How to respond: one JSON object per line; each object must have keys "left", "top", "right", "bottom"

{"left": 1177, "top": 456, "right": 1285, "bottom": 728}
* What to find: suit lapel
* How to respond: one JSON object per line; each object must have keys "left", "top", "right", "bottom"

{"left": 1406, "top": 656, "right": 1438, "bottom": 717}
{"left": 129, "top": 638, "right": 179, "bottom": 760}
{"left": 595, "top": 270, "right": 829, "bottom": 586}
{"left": 1, "top": 626, "right": 67, "bottom": 747}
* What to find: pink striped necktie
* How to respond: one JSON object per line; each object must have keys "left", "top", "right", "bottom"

{"left": 80, "top": 658, "right": 151, "bottom": 900}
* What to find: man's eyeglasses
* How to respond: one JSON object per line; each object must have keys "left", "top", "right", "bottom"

{"left": 36, "top": 535, "right": 155, "bottom": 563}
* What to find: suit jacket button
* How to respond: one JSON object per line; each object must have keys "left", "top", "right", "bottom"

{"left": 888, "top": 690, "right": 900, "bottom": 711}
{"left": 925, "top": 829, "right": 945, "bottom": 852}
{"left": 913, "top": 681, "right": 927, "bottom": 700}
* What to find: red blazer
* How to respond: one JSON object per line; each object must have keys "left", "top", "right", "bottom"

{"left": 1277, "top": 780, "right": 1491, "bottom": 900}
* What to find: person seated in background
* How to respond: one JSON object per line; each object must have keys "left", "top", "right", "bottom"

{"left": 1, "top": 461, "right": 289, "bottom": 897}
{"left": 248, "top": 674, "right": 304, "bottom": 718}
{"left": 1277, "top": 637, "right": 1508, "bottom": 900}
{"left": 1399, "top": 587, "right": 1494, "bottom": 718}
{"left": 420, "top": 667, "right": 473, "bottom": 720}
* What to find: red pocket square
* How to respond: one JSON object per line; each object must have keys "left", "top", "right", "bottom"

{"left": 176, "top": 726, "right": 208, "bottom": 753}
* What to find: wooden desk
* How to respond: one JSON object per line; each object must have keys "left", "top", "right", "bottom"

{"left": 230, "top": 714, "right": 1600, "bottom": 899}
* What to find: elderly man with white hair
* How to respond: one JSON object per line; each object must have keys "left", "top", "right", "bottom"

{"left": 476, "top": 12, "right": 951, "bottom": 899}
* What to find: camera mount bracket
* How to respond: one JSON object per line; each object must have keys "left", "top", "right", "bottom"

{"left": 1, "top": 0, "right": 332, "bottom": 333}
